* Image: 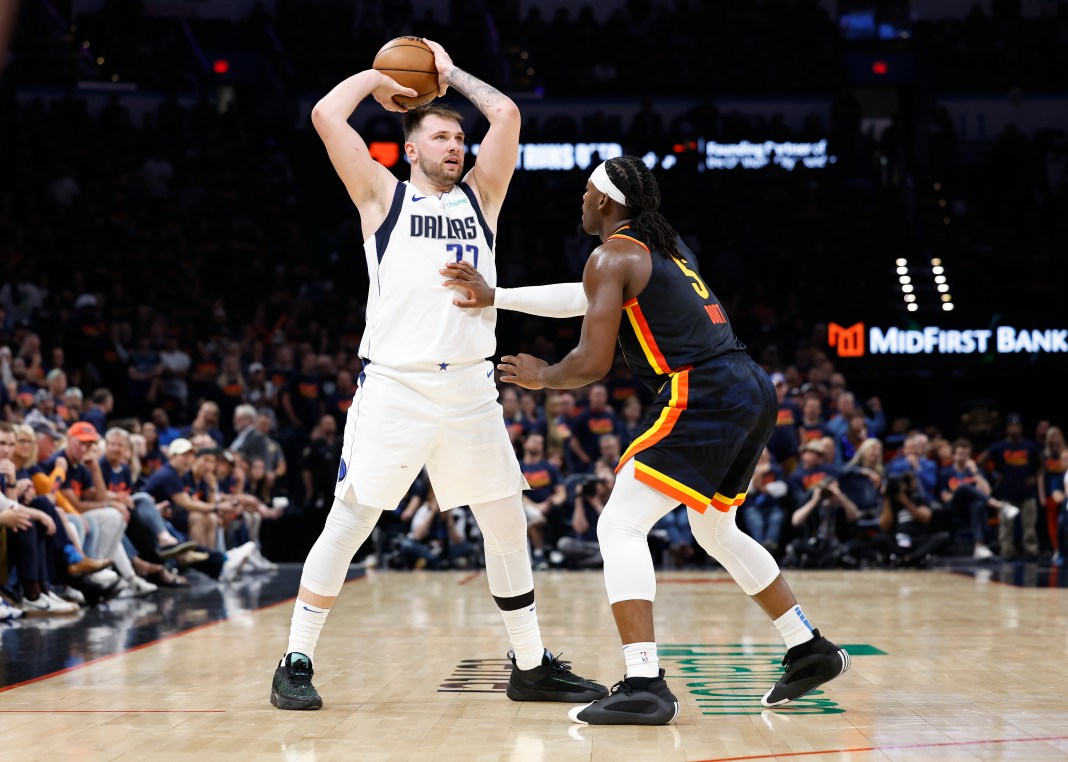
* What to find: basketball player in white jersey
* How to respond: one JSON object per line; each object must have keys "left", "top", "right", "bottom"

{"left": 270, "top": 39, "right": 607, "bottom": 710}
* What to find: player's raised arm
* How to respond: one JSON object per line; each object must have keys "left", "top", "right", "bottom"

{"left": 423, "top": 39, "right": 520, "bottom": 225}
{"left": 310, "top": 70, "right": 416, "bottom": 221}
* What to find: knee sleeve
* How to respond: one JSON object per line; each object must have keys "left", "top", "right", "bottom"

{"left": 469, "top": 494, "right": 534, "bottom": 600}
{"left": 688, "top": 506, "right": 780, "bottom": 596}
{"left": 299, "top": 495, "right": 381, "bottom": 598}
{"left": 599, "top": 460, "right": 678, "bottom": 604}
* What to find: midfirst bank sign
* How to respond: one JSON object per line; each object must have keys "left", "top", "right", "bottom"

{"left": 829, "top": 322, "right": 1068, "bottom": 357}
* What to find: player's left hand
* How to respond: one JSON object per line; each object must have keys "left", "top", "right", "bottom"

{"left": 422, "top": 38, "right": 452, "bottom": 97}
{"left": 498, "top": 354, "right": 548, "bottom": 389}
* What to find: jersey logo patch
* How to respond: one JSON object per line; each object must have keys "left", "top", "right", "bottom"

{"left": 337, "top": 458, "right": 347, "bottom": 482}
{"left": 412, "top": 194, "right": 427, "bottom": 202}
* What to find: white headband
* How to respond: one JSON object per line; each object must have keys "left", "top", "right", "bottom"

{"left": 589, "top": 161, "right": 628, "bottom": 206}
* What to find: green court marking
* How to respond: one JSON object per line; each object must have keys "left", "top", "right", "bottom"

{"left": 659, "top": 643, "right": 884, "bottom": 715}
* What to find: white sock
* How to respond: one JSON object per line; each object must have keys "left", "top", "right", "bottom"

{"left": 773, "top": 604, "right": 816, "bottom": 649}
{"left": 286, "top": 598, "right": 330, "bottom": 661}
{"left": 623, "top": 641, "right": 660, "bottom": 678}
{"left": 501, "top": 603, "right": 545, "bottom": 670}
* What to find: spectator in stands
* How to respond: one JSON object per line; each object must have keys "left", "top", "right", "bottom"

{"left": 180, "top": 401, "right": 225, "bottom": 447}
{"left": 159, "top": 335, "right": 192, "bottom": 415}
{"left": 1042, "top": 426, "right": 1066, "bottom": 563}
{"left": 743, "top": 448, "right": 789, "bottom": 554}
{"left": 150, "top": 408, "right": 180, "bottom": 446}
{"left": 231, "top": 404, "right": 269, "bottom": 464}
{"left": 785, "top": 472, "right": 860, "bottom": 569}
{"left": 142, "top": 439, "right": 222, "bottom": 549}
{"left": 939, "top": 438, "right": 1017, "bottom": 560}
{"left": 567, "top": 383, "right": 618, "bottom": 474}
{"left": 519, "top": 433, "right": 566, "bottom": 570}
{"left": 7, "top": 422, "right": 114, "bottom": 585}
{"left": 617, "top": 396, "right": 644, "bottom": 452}
{"left": 282, "top": 352, "right": 324, "bottom": 433}
{"left": 216, "top": 354, "right": 247, "bottom": 425}
{"left": 63, "top": 387, "right": 84, "bottom": 426}
{"left": 981, "top": 414, "right": 1044, "bottom": 560}
{"left": 245, "top": 456, "right": 275, "bottom": 505}
{"left": 300, "top": 414, "right": 341, "bottom": 514}
{"left": 25, "top": 389, "right": 66, "bottom": 432}
{"left": 256, "top": 412, "right": 287, "bottom": 487}
{"left": 886, "top": 433, "right": 939, "bottom": 500}
{"left": 397, "top": 483, "right": 472, "bottom": 570}
{"left": 842, "top": 438, "right": 886, "bottom": 522}
{"left": 141, "top": 439, "right": 254, "bottom": 581}
{"left": 324, "top": 369, "right": 355, "bottom": 428}
{"left": 47, "top": 422, "right": 157, "bottom": 597}
{"left": 869, "top": 473, "right": 950, "bottom": 567}
{"left": 0, "top": 475, "right": 80, "bottom": 615}
{"left": 81, "top": 389, "right": 113, "bottom": 436}
{"left": 827, "top": 392, "right": 884, "bottom": 442}
{"left": 245, "top": 362, "right": 277, "bottom": 410}
{"left": 790, "top": 440, "right": 837, "bottom": 500}
{"left": 836, "top": 411, "right": 868, "bottom": 464}
{"left": 1049, "top": 448, "right": 1068, "bottom": 566}
{"left": 544, "top": 391, "right": 576, "bottom": 462}
{"left": 518, "top": 392, "right": 544, "bottom": 437}
{"left": 501, "top": 387, "right": 529, "bottom": 447}
{"left": 100, "top": 427, "right": 192, "bottom": 564}
{"left": 767, "top": 372, "right": 801, "bottom": 472}
{"left": 139, "top": 421, "right": 166, "bottom": 478}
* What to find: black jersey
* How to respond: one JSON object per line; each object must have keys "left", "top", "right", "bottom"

{"left": 614, "top": 226, "right": 746, "bottom": 391}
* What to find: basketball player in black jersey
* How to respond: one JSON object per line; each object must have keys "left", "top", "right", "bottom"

{"left": 445, "top": 155, "right": 849, "bottom": 725}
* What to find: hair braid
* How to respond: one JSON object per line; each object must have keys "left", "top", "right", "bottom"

{"left": 605, "top": 156, "right": 680, "bottom": 258}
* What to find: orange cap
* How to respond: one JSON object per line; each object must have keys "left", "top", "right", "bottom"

{"left": 68, "top": 421, "right": 101, "bottom": 443}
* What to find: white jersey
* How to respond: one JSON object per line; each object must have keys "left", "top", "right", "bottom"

{"left": 359, "top": 180, "right": 498, "bottom": 369}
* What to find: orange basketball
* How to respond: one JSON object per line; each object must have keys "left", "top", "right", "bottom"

{"left": 372, "top": 36, "right": 439, "bottom": 109}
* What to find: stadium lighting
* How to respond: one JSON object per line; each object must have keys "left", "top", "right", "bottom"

{"left": 942, "top": 303, "right": 954, "bottom": 311}
{"left": 899, "top": 276, "right": 911, "bottom": 284}
{"left": 895, "top": 258, "right": 907, "bottom": 266}
{"left": 907, "top": 303, "right": 918, "bottom": 312}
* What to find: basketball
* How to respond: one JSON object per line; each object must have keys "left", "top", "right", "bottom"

{"left": 372, "top": 36, "right": 439, "bottom": 108}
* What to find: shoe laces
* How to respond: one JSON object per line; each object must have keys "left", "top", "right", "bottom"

{"left": 286, "top": 660, "right": 314, "bottom": 685}
{"left": 608, "top": 678, "right": 635, "bottom": 697}
{"left": 545, "top": 652, "right": 578, "bottom": 678}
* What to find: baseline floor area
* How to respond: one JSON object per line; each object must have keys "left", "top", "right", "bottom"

{"left": 2, "top": 565, "right": 1067, "bottom": 761}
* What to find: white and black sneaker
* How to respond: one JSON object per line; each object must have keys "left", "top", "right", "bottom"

{"left": 569, "top": 669, "right": 679, "bottom": 725}
{"left": 761, "top": 629, "right": 850, "bottom": 707}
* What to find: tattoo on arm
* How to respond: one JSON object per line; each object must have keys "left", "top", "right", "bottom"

{"left": 444, "top": 67, "right": 506, "bottom": 115}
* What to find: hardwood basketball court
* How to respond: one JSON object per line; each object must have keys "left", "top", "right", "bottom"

{"left": 2, "top": 566, "right": 1067, "bottom": 760}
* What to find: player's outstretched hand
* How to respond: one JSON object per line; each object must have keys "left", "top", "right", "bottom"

{"left": 498, "top": 354, "right": 548, "bottom": 389}
{"left": 422, "top": 38, "right": 452, "bottom": 97}
{"left": 371, "top": 71, "right": 418, "bottom": 113}
{"left": 441, "top": 261, "right": 493, "bottom": 308}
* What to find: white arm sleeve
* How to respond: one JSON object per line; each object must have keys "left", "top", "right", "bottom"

{"left": 493, "top": 283, "right": 588, "bottom": 318}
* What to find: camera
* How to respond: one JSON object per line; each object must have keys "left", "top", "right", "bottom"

{"left": 579, "top": 475, "right": 603, "bottom": 497}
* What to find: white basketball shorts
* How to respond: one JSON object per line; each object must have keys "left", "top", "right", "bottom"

{"left": 335, "top": 359, "right": 527, "bottom": 511}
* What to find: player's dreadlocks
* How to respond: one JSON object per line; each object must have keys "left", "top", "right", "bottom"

{"left": 604, "top": 155, "right": 680, "bottom": 258}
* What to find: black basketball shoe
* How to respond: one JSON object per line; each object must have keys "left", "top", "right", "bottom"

{"left": 761, "top": 629, "right": 850, "bottom": 707}
{"left": 568, "top": 670, "right": 679, "bottom": 725}
{"left": 270, "top": 653, "right": 323, "bottom": 710}
{"left": 505, "top": 650, "right": 608, "bottom": 703}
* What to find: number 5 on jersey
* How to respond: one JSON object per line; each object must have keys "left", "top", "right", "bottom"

{"left": 447, "top": 243, "right": 479, "bottom": 269}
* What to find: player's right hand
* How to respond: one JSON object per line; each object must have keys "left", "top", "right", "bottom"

{"left": 441, "top": 260, "right": 494, "bottom": 308}
{"left": 422, "top": 38, "right": 452, "bottom": 97}
{"left": 371, "top": 72, "right": 418, "bottom": 113}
